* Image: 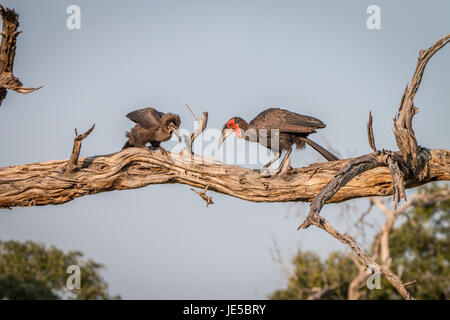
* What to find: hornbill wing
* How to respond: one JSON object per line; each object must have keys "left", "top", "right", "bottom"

{"left": 250, "top": 108, "right": 325, "bottom": 133}
{"left": 126, "top": 107, "right": 164, "bottom": 130}
{"left": 275, "top": 108, "right": 326, "bottom": 128}
{"left": 277, "top": 124, "right": 317, "bottom": 134}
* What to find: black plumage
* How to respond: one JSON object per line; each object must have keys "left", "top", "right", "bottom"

{"left": 123, "top": 107, "right": 181, "bottom": 153}
{"left": 218, "top": 108, "right": 338, "bottom": 172}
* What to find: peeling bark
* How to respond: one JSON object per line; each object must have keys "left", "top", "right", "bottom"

{"left": 0, "top": 6, "right": 41, "bottom": 106}
{"left": 0, "top": 148, "right": 447, "bottom": 209}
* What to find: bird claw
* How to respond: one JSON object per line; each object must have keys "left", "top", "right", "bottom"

{"left": 148, "top": 146, "right": 169, "bottom": 156}
{"left": 260, "top": 168, "right": 277, "bottom": 177}
{"left": 158, "top": 147, "right": 169, "bottom": 156}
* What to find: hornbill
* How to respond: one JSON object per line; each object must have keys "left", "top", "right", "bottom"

{"left": 218, "top": 108, "right": 339, "bottom": 173}
{"left": 123, "top": 107, "right": 182, "bottom": 154}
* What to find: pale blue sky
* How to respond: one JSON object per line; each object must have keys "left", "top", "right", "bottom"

{"left": 0, "top": 0, "right": 449, "bottom": 299}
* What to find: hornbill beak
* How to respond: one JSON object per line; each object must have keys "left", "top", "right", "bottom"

{"left": 173, "top": 129, "right": 183, "bottom": 143}
{"left": 168, "top": 123, "right": 183, "bottom": 142}
{"left": 218, "top": 128, "right": 233, "bottom": 149}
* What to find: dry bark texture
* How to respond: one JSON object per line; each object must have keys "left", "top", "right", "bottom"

{"left": 0, "top": 5, "right": 41, "bottom": 106}
{"left": 63, "top": 124, "right": 96, "bottom": 175}
{"left": 0, "top": 148, "right": 448, "bottom": 209}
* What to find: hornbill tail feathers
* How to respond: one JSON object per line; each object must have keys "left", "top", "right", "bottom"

{"left": 299, "top": 137, "right": 339, "bottom": 161}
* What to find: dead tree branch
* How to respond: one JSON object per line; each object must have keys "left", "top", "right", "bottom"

{"left": 183, "top": 103, "right": 208, "bottom": 154}
{"left": 190, "top": 185, "right": 214, "bottom": 207}
{"left": 0, "top": 148, "right": 447, "bottom": 209}
{"left": 367, "top": 111, "right": 376, "bottom": 152}
{"left": 63, "top": 124, "right": 95, "bottom": 174}
{"left": 298, "top": 151, "right": 408, "bottom": 230}
{"left": 347, "top": 189, "right": 450, "bottom": 299}
{"left": 299, "top": 34, "right": 450, "bottom": 300}
{"left": 306, "top": 212, "right": 414, "bottom": 299}
{"left": 0, "top": 5, "right": 41, "bottom": 106}
{"left": 394, "top": 34, "right": 450, "bottom": 178}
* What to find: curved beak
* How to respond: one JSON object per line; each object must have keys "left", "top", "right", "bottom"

{"left": 218, "top": 128, "right": 233, "bottom": 149}
{"left": 173, "top": 129, "right": 183, "bottom": 143}
{"left": 168, "top": 123, "right": 183, "bottom": 142}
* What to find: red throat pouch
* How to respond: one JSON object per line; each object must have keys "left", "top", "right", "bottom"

{"left": 234, "top": 125, "right": 242, "bottom": 138}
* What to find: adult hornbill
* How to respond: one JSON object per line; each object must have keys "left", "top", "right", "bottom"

{"left": 123, "top": 107, "right": 182, "bottom": 154}
{"left": 218, "top": 108, "right": 338, "bottom": 172}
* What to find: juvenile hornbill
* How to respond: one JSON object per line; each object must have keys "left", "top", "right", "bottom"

{"left": 123, "top": 107, "right": 182, "bottom": 154}
{"left": 218, "top": 108, "right": 339, "bottom": 173}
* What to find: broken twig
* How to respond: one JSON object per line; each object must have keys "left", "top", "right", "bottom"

{"left": 190, "top": 186, "right": 214, "bottom": 207}
{"left": 63, "top": 124, "right": 95, "bottom": 174}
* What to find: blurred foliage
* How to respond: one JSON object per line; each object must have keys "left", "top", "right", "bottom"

{"left": 0, "top": 240, "right": 120, "bottom": 300}
{"left": 270, "top": 251, "right": 357, "bottom": 299}
{"left": 271, "top": 183, "right": 449, "bottom": 300}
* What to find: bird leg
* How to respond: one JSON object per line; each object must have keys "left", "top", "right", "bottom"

{"left": 277, "top": 146, "right": 293, "bottom": 174}
{"left": 260, "top": 151, "right": 281, "bottom": 176}
{"left": 263, "top": 151, "right": 281, "bottom": 168}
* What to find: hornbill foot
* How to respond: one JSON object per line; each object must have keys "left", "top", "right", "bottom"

{"left": 260, "top": 168, "right": 278, "bottom": 177}
{"left": 148, "top": 146, "right": 169, "bottom": 156}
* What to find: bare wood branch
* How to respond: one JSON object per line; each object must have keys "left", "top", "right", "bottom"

{"left": 63, "top": 124, "right": 95, "bottom": 174}
{"left": 184, "top": 102, "right": 196, "bottom": 118}
{"left": 183, "top": 104, "right": 209, "bottom": 155}
{"left": 393, "top": 34, "right": 450, "bottom": 178}
{"left": 303, "top": 213, "right": 414, "bottom": 300}
{"left": 190, "top": 185, "right": 214, "bottom": 207}
{"left": 0, "top": 148, "right": 447, "bottom": 209}
{"left": 370, "top": 197, "right": 395, "bottom": 267}
{"left": 404, "top": 280, "right": 417, "bottom": 287}
{"left": 347, "top": 189, "right": 450, "bottom": 299}
{"left": 347, "top": 265, "right": 368, "bottom": 300}
{"left": 0, "top": 5, "right": 42, "bottom": 106}
{"left": 301, "top": 34, "right": 450, "bottom": 300}
{"left": 375, "top": 189, "right": 450, "bottom": 258}
{"left": 190, "top": 112, "right": 208, "bottom": 146}
{"left": 367, "top": 111, "right": 376, "bottom": 152}
{"left": 303, "top": 152, "right": 413, "bottom": 299}
{"left": 347, "top": 228, "right": 386, "bottom": 300}
{"left": 386, "top": 155, "right": 407, "bottom": 209}
{"left": 298, "top": 151, "right": 405, "bottom": 230}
